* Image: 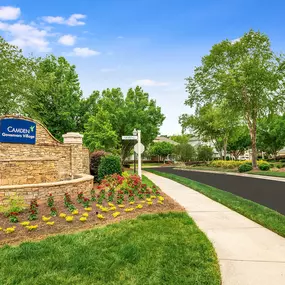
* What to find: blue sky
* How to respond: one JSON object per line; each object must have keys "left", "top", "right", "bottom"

{"left": 1, "top": 0, "right": 285, "bottom": 135}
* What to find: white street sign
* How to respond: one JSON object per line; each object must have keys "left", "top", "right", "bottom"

{"left": 122, "top": 135, "right": 138, "bottom": 140}
{"left": 134, "top": 143, "right": 145, "bottom": 154}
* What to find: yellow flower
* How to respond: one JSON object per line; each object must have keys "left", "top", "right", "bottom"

{"left": 129, "top": 201, "right": 135, "bottom": 205}
{"left": 158, "top": 196, "right": 164, "bottom": 202}
{"left": 101, "top": 207, "right": 109, "bottom": 212}
{"left": 82, "top": 212, "right": 89, "bottom": 217}
{"left": 4, "top": 227, "right": 15, "bottom": 234}
{"left": 112, "top": 212, "right": 120, "bottom": 218}
{"left": 97, "top": 214, "right": 104, "bottom": 219}
{"left": 109, "top": 206, "right": 116, "bottom": 211}
{"left": 151, "top": 195, "right": 156, "bottom": 199}
{"left": 96, "top": 204, "right": 101, "bottom": 207}
{"left": 158, "top": 200, "right": 164, "bottom": 205}
{"left": 26, "top": 225, "right": 38, "bottom": 231}
{"left": 108, "top": 202, "right": 115, "bottom": 207}
{"left": 65, "top": 216, "right": 74, "bottom": 222}
{"left": 59, "top": 213, "right": 67, "bottom": 218}
{"left": 140, "top": 201, "right": 146, "bottom": 204}
{"left": 20, "top": 221, "right": 30, "bottom": 226}
{"left": 46, "top": 221, "right": 55, "bottom": 226}
{"left": 72, "top": 209, "right": 79, "bottom": 215}
{"left": 0, "top": 227, "right": 2, "bottom": 231}
{"left": 84, "top": 207, "right": 92, "bottom": 212}
{"left": 80, "top": 217, "right": 87, "bottom": 222}
{"left": 146, "top": 198, "right": 152, "bottom": 202}
{"left": 124, "top": 208, "right": 134, "bottom": 212}
{"left": 42, "top": 216, "right": 51, "bottom": 222}
{"left": 136, "top": 204, "right": 143, "bottom": 209}
{"left": 118, "top": 205, "right": 125, "bottom": 208}
{"left": 147, "top": 201, "right": 153, "bottom": 205}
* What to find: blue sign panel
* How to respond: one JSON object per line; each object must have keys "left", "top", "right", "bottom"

{"left": 0, "top": 118, "right": 36, "bottom": 144}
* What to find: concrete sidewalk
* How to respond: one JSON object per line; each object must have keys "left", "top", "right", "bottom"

{"left": 143, "top": 171, "right": 285, "bottom": 285}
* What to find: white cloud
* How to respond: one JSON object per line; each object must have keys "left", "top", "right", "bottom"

{"left": 131, "top": 79, "right": 169, "bottom": 87}
{"left": 42, "top": 14, "right": 86, "bottom": 26}
{"left": 58, "top": 34, "right": 76, "bottom": 46}
{"left": 117, "top": 36, "right": 124, "bottom": 39}
{"left": 0, "top": 6, "right": 20, "bottom": 21}
{"left": 100, "top": 68, "right": 117, "bottom": 73}
{"left": 69, "top": 47, "right": 100, "bottom": 57}
{"left": 42, "top": 16, "right": 64, "bottom": 24}
{"left": 0, "top": 21, "right": 50, "bottom": 52}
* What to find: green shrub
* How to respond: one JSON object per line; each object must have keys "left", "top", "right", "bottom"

{"left": 197, "top": 145, "right": 213, "bottom": 161}
{"left": 238, "top": 163, "right": 253, "bottom": 173}
{"left": 98, "top": 155, "right": 122, "bottom": 181}
{"left": 90, "top": 150, "right": 107, "bottom": 182}
{"left": 259, "top": 162, "right": 270, "bottom": 171}
{"left": 276, "top": 163, "right": 282, "bottom": 169}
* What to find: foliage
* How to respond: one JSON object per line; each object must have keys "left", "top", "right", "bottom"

{"left": 174, "top": 143, "right": 196, "bottom": 162}
{"left": 0, "top": 37, "right": 34, "bottom": 115}
{"left": 259, "top": 162, "right": 270, "bottom": 171}
{"left": 28, "top": 199, "right": 39, "bottom": 221}
{"left": 148, "top": 142, "right": 174, "bottom": 162}
{"left": 90, "top": 150, "right": 107, "bottom": 182}
{"left": 257, "top": 115, "right": 285, "bottom": 159}
{"left": 83, "top": 87, "right": 165, "bottom": 161}
{"left": 98, "top": 155, "right": 122, "bottom": 181}
{"left": 238, "top": 163, "right": 253, "bottom": 173}
{"left": 197, "top": 145, "right": 213, "bottom": 161}
{"left": 27, "top": 55, "right": 83, "bottom": 140}
{"left": 170, "top": 134, "right": 192, "bottom": 144}
{"left": 47, "top": 193, "right": 54, "bottom": 208}
{"left": 210, "top": 160, "right": 267, "bottom": 169}
{"left": 180, "top": 103, "right": 238, "bottom": 160}
{"left": 185, "top": 30, "right": 285, "bottom": 168}
{"left": 227, "top": 125, "right": 251, "bottom": 160}
{"left": 0, "top": 195, "right": 26, "bottom": 215}
{"left": 63, "top": 193, "right": 76, "bottom": 212}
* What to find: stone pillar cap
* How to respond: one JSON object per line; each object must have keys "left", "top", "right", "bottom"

{"left": 63, "top": 132, "right": 83, "bottom": 144}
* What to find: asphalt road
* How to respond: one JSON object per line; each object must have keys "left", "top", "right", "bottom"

{"left": 146, "top": 167, "right": 285, "bottom": 215}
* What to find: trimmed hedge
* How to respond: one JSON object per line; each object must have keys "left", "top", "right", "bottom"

{"left": 98, "top": 155, "right": 122, "bottom": 181}
{"left": 210, "top": 160, "right": 268, "bottom": 169}
{"left": 238, "top": 163, "right": 253, "bottom": 173}
{"left": 259, "top": 162, "right": 270, "bottom": 171}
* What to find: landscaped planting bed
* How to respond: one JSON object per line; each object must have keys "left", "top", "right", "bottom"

{"left": 0, "top": 173, "right": 183, "bottom": 246}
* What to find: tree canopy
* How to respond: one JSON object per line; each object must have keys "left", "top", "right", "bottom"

{"left": 185, "top": 30, "right": 285, "bottom": 167}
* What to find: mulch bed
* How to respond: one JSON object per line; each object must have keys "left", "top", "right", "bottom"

{"left": 0, "top": 190, "right": 184, "bottom": 247}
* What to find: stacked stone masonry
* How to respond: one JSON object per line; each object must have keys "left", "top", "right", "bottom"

{"left": 0, "top": 115, "right": 91, "bottom": 203}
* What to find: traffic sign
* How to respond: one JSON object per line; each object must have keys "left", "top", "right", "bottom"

{"left": 134, "top": 143, "right": 145, "bottom": 154}
{"left": 122, "top": 135, "right": 138, "bottom": 140}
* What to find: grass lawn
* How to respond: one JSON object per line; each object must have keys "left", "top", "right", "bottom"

{"left": 249, "top": 170, "right": 285, "bottom": 178}
{"left": 146, "top": 169, "right": 285, "bottom": 238}
{"left": 0, "top": 212, "right": 221, "bottom": 285}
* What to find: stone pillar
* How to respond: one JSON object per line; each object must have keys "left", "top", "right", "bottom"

{"left": 63, "top": 132, "right": 83, "bottom": 177}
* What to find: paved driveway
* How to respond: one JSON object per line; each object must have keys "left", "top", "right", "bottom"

{"left": 145, "top": 167, "right": 285, "bottom": 215}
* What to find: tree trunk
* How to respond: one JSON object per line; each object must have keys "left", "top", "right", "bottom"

{"left": 250, "top": 120, "right": 258, "bottom": 169}
{"left": 223, "top": 137, "right": 228, "bottom": 160}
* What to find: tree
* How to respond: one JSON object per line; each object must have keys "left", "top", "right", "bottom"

{"left": 227, "top": 125, "right": 251, "bottom": 160}
{"left": 84, "top": 86, "right": 165, "bottom": 161}
{"left": 27, "top": 55, "right": 83, "bottom": 140}
{"left": 0, "top": 37, "right": 34, "bottom": 115}
{"left": 174, "top": 143, "right": 196, "bottom": 162}
{"left": 257, "top": 115, "right": 285, "bottom": 159}
{"left": 170, "top": 134, "right": 192, "bottom": 144}
{"left": 180, "top": 103, "right": 237, "bottom": 160}
{"left": 197, "top": 145, "right": 213, "bottom": 161}
{"left": 149, "top": 142, "right": 174, "bottom": 163}
{"left": 185, "top": 30, "right": 285, "bottom": 168}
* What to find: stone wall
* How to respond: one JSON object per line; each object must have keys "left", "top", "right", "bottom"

{"left": 0, "top": 174, "right": 94, "bottom": 203}
{"left": 0, "top": 158, "right": 59, "bottom": 185}
{"left": 0, "top": 115, "right": 90, "bottom": 185}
